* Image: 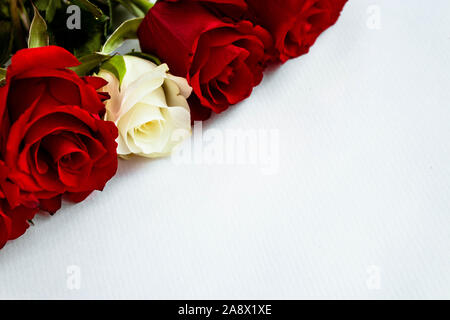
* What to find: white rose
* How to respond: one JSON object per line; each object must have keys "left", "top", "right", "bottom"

{"left": 98, "top": 55, "right": 192, "bottom": 158}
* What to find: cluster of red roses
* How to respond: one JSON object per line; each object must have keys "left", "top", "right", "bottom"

{"left": 0, "top": 0, "right": 347, "bottom": 249}
{"left": 138, "top": 0, "right": 348, "bottom": 120}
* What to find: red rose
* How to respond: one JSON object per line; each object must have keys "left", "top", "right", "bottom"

{"left": 0, "top": 46, "right": 118, "bottom": 214}
{"left": 138, "top": 1, "right": 272, "bottom": 120}
{"left": 246, "top": 0, "right": 348, "bottom": 62}
{"left": 0, "top": 161, "right": 39, "bottom": 249}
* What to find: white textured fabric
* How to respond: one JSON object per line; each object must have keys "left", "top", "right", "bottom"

{"left": 0, "top": 0, "right": 449, "bottom": 299}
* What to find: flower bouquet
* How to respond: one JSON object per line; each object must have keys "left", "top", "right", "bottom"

{"left": 0, "top": 0, "right": 347, "bottom": 249}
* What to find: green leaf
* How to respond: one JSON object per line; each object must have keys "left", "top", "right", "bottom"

{"left": 0, "top": 68, "right": 6, "bottom": 80}
{"left": 69, "top": 0, "right": 108, "bottom": 21}
{"left": 105, "top": 0, "right": 114, "bottom": 32}
{"left": 0, "top": 68, "right": 6, "bottom": 87}
{"left": 28, "top": 3, "right": 49, "bottom": 48}
{"left": 115, "top": 0, "right": 145, "bottom": 17}
{"left": 74, "top": 27, "right": 103, "bottom": 57}
{"left": 127, "top": 51, "right": 161, "bottom": 66}
{"left": 0, "top": 2, "right": 9, "bottom": 19}
{"left": 101, "top": 55, "right": 126, "bottom": 86}
{"left": 35, "top": 0, "right": 62, "bottom": 23}
{"left": 101, "top": 17, "right": 143, "bottom": 55}
{"left": 34, "top": 0, "right": 49, "bottom": 11}
{"left": 10, "top": 0, "right": 27, "bottom": 50}
{"left": 46, "top": 0, "right": 61, "bottom": 23}
{"left": 0, "top": 21, "right": 13, "bottom": 65}
{"left": 69, "top": 53, "right": 110, "bottom": 76}
{"left": 129, "top": 0, "right": 153, "bottom": 14}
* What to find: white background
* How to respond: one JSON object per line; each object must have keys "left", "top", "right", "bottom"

{"left": 1, "top": 0, "right": 450, "bottom": 299}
